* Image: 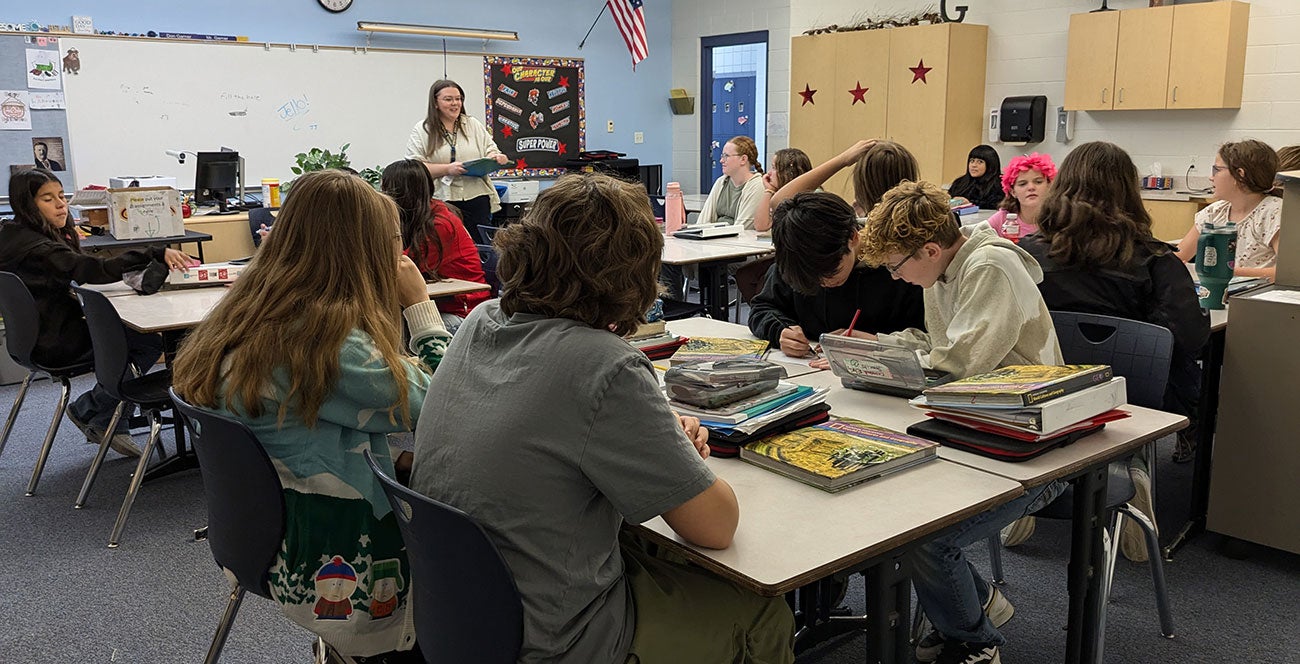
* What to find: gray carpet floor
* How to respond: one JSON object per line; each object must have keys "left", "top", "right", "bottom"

{"left": 1, "top": 369, "right": 1296, "bottom": 663}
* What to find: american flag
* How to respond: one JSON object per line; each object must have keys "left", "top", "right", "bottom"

{"left": 607, "top": 0, "right": 648, "bottom": 69}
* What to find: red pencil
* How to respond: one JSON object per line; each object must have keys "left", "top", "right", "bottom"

{"left": 844, "top": 308, "right": 861, "bottom": 336}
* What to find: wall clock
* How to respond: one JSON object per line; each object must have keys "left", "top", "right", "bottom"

{"left": 318, "top": 0, "right": 353, "bottom": 13}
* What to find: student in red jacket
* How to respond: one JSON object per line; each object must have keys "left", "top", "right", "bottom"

{"left": 382, "top": 159, "right": 489, "bottom": 333}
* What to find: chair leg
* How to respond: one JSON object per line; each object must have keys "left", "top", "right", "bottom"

{"left": 1104, "top": 511, "right": 1123, "bottom": 604}
{"left": 1118, "top": 504, "right": 1175, "bottom": 638}
{"left": 26, "top": 377, "right": 72, "bottom": 497}
{"left": 108, "top": 410, "right": 161, "bottom": 548}
{"left": 0, "top": 372, "right": 34, "bottom": 460}
{"left": 205, "top": 586, "right": 246, "bottom": 664}
{"left": 986, "top": 534, "right": 1005, "bottom": 585}
{"left": 74, "top": 402, "right": 126, "bottom": 509}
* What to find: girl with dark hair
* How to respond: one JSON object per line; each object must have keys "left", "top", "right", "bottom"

{"left": 381, "top": 159, "right": 488, "bottom": 333}
{"left": 754, "top": 147, "right": 812, "bottom": 232}
{"left": 1175, "top": 139, "right": 1282, "bottom": 281}
{"left": 948, "top": 144, "right": 1003, "bottom": 209}
{"left": 404, "top": 79, "right": 509, "bottom": 242}
{"left": 0, "top": 168, "right": 194, "bottom": 457}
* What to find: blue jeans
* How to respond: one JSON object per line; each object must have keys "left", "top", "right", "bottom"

{"left": 67, "top": 328, "right": 163, "bottom": 433}
{"left": 909, "top": 479, "right": 1068, "bottom": 645}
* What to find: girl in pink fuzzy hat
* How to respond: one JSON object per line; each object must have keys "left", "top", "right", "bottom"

{"left": 987, "top": 152, "right": 1057, "bottom": 241}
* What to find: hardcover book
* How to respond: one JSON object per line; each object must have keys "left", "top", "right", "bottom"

{"left": 910, "top": 377, "right": 1127, "bottom": 435}
{"left": 740, "top": 417, "right": 938, "bottom": 492}
{"left": 669, "top": 337, "right": 770, "bottom": 365}
{"left": 921, "top": 365, "right": 1114, "bottom": 407}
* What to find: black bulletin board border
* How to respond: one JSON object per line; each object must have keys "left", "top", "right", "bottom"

{"left": 483, "top": 56, "right": 585, "bottom": 178}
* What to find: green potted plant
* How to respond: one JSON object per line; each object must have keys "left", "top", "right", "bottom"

{"left": 283, "top": 144, "right": 382, "bottom": 193}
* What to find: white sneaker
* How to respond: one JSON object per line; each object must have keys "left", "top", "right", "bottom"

{"left": 915, "top": 587, "right": 1015, "bottom": 662}
{"left": 1000, "top": 516, "right": 1036, "bottom": 547}
{"left": 1120, "top": 466, "right": 1155, "bottom": 562}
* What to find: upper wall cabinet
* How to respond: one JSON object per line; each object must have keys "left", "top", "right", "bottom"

{"left": 1064, "top": 1, "right": 1248, "bottom": 111}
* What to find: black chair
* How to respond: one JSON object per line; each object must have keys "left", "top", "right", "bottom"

{"left": 475, "top": 244, "right": 501, "bottom": 297}
{"left": 364, "top": 450, "right": 523, "bottom": 664}
{"left": 0, "top": 272, "right": 96, "bottom": 497}
{"left": 248, "top": 207, "right": 275, "bottom": 248}
{"left": 732, "top": 257, "right": 776, "bottom": 323}
{"left": 169, "top": 388, "right": 286, "bottom": 664}
{"left": 71, "top": 286, "right": 176, "bottom": 548}
{"left": 477, "top": 224, "right": 501, "bottom": 243}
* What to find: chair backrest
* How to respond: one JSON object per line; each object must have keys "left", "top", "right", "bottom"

{"left": 476, "top": 244, "right": 501, "bottom": 297}
{"left": 248, "top": 207, "right": 275, "bottom": 248}
{"left": 363, "top": 450, "right": 523, "bottom": 664}
{"left": 734, "top": 257, "right": 776, "bottom": 306}
{"left": 477, "top": 224, "right": 500, "bottom": 243}
{"left": 170, "top": 388, "right": 285, "bottom": 599}
{"left": 71, "top": 286, "right": 134, "bottom": 401}
{"left": 1050, "top": 311, "right": 1174, "bottom": 410}
{"left": 0, "top": 272, "right": 39, "bottom": 369}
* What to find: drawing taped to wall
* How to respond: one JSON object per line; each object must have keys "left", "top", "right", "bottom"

{"left": 1, "top": 90, "right": 33, "bottom": 130}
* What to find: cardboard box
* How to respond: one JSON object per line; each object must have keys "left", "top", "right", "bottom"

{"left": 107, "top": 186, "right": 185, "bottom": 240}
{"left": 73, "top": 206, "right": 109, "bottom": 227}
{"left": 166, "top": 262, "right": 247, "bottom": 287}
{"left": 108, "top": 176, "right": 178, "bottom": 189}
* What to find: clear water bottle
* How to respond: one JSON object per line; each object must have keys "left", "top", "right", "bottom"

{"left": 665, "top": 182, "right": 685, "bottom": 234}
{"left": 1001, "top": 212, "right": 1021, "bottom": 243}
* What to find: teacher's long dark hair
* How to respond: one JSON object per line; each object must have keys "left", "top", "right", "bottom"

{"left": 7, "top": 168, "right": 79, "bottom": 250}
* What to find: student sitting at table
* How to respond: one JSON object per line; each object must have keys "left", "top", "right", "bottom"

{"left": 987, "top": 152, "right": 1057, "bottom": 241}
{"left": 748, "top": 192, "right": 924, "bottom": 357}
{"left": 173, "top": 170, "right": 452, "bottom": 663}
{"left": 856, "top": 180, "right": 1064, "bottom": 664}
{"left": 947, "top": 144, "right": 1003, "bottom": 210}
{"left": 0, "top": 168, "right": 195, "bottom": 458}
{"left": 1175, "top": 139, "right": 1282, "bottom": 281}
{"left": 1021, "top": 141, "right": 1210, "bottom": 559}
{"left": 698, "top": 135, "right": 767, "bottom": 229}
{"left": 753, "top": 147, "right": 812, "bottom": 232}
{"left": 381, "top": 159, "right": 489, "bottom": 333}
{"left": 410, "top": 172, "right": 795, "bottom": 664}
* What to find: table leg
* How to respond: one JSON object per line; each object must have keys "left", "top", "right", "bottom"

{"left": 142, "top": 330, "right": 200, "bottom": 483}
{"left": 696, "top": 261, "right": 729, "bottom": 320}
{"left": 1066, "top": 465, "right": 1109, "bottom": 664}
{"left": 863, "top": 555, "right": 911, "bottom": 664}
{"left": 1163, "top": 326, "right": 1225, "bottom": 561}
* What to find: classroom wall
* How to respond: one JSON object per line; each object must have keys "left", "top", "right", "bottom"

{"left": 670, "top": 0, "right": 792, "bottom": 194}
{"left": 786, "top": 0, "right": 1300, "bottom": 182}
{"left": 18, "top": 0, "right": 673, "bottom": 173}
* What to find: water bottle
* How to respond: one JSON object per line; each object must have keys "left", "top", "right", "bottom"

{"left": 665, "top": 182, "right": 685, "bottom": 234}
{"left": 1001, "top": 212, "right": 1021, "bottom": 243}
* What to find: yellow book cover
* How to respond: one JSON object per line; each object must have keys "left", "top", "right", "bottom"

{"left": 669, "top": 337, "right": 770, "bottom": 365}
{"left": 922, "top": 365, "right": 1113, "bottom": 406}
{"left": 740, "top": 417, "right": 937, "bottom": 492}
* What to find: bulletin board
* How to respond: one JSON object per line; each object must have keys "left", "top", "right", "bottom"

{"left": 0, "top": 34, "right": 76, "bottom": 197}
{"left": 484, "top": 56, "right": 585, "bottom": 177}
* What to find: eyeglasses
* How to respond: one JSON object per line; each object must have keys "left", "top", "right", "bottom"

{"left": 886, "top": 253, "right": 914, "bottom": 276}
{"left": 719, "top": 152, "right": 739, "bottom": 161}
{"left": 438, "top": 96, "right": 463, "bottom": 103}
{"left": 1210, "top": 164, "right": 1228, "bottom": 175}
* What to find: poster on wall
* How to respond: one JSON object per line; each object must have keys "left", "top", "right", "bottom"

{"left": 26, "top": 48, "right": 63, "bottom": 90}
{"left": 1, "top": 90, "right": 33, "bottom": 130}
{"left": 32, "top": 136, "right": 67, "bottom": 171}
{"left": 483, "top": 56, "right": 585, "bottom": 177}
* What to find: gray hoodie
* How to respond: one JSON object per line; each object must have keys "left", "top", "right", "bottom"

{"left": 878, "top": 222, "right": 1063, "bottom": 379}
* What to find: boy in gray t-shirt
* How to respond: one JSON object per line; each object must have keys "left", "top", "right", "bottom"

{"left": 410, "top": 173, "right": 793, "bottom": 664}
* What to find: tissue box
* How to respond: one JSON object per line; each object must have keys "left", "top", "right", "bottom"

{"left": 108, "top": 186, "right": 185, "bottom": 240}
{"left": 108, "top": 176, "right": 178, "bottom": 189}
{"left": 166, "top": 262, "right": 246, "bottom": 287}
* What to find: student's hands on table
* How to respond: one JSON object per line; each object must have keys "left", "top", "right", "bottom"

{"left": 677, "top": 414, "right": 711, "bottom": 460}
{"left": 163, "top": 248, "right": 197, "bottom": 273}
{"left": 396, "top": 255, "right": 429, "bottom": 308}
{"left": 779, "top": 325, "right": 816, "bottom": 358}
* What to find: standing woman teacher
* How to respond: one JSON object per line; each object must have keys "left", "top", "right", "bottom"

{"left": 406, "top": 79, "right": 509, "bottom": 242}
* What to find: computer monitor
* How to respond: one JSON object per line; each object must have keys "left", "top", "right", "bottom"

{"left": 194, "top": 151, "right": 241, "bottom": 212}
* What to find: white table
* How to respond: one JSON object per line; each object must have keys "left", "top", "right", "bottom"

{"left": 661, "top": 236, "right": 774, "bottom": 320}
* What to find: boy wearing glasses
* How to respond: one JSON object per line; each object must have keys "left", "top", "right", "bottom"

{"left": 748, "top": 192, "right": 924, "bottom": 358}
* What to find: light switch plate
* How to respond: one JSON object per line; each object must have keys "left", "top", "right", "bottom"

{"left": 633, "top": 131, "right": 644, "bottom": 144}
{"left": 607, "top": 120, "right": 615, "bottom": 133}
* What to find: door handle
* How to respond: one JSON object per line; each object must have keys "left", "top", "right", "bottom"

{"left": 1101, "top": 88, "right": 1109, "bottom": 104}
{"left": 1172, "top": 86, "right": 1179, "bottom": 103}
{"left": 1119, "top": 88, "right": 1125, "bottom": 104}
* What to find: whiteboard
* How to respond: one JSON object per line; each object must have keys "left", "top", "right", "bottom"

{"left": 61, "top": 37, "right": 484, "bottom": 190}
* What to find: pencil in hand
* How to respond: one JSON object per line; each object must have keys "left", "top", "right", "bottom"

{"left": 843, "top": 309, "right": 861, "bottom": 337}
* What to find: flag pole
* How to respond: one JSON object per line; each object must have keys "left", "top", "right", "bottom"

{"left": 578, "top": 2, "right": 609, "bottom": 49}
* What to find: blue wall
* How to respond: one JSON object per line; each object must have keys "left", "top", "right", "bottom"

{"left": 21, "top": 0, "right": 672, "bottom": 171}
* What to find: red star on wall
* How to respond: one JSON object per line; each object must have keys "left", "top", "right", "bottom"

{"left": 515, "top": 157, "right": 528, "bottom": 170}
{"left": 909, "top": 59, "right": 933, "bottom": 84}
{"left": 558, "top": 75, "right": 570, "bottom": 88}
{"left": 848, "top": 81, "right": 869, "bottom": 105}
{"left": 557, "top": 142, "right": 567, "bottom": 155}
{"left": 501, "top": 63, "right": 513, "bottom": 76}
{"left": 501, "top": 125, "right": 514, "bottom": 138}
{"left": 798, "top": 83, "right": 817, "bottom": 106}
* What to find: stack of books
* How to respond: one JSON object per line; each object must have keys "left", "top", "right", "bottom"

{"left": 906, "top": 365, "right": 1129, "bottom": 461}
{"left": 740, "top": 417, "right": 939, "bottom": 492}
{"left": 669, "top": 337, "right": 770, "bottom": 365}
{"left": 626, "top": 320, "right": 687, "bottom": 360}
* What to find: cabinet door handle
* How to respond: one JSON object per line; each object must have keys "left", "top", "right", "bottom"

{"left": 1172, "top": 86, "right": 1179, "bottom": 103}
{"left": 1102, "top": 87, "right": 1109, "bottom": 104}
{"left": 1119, "top": 88, "right": 1125, "bottom": 103}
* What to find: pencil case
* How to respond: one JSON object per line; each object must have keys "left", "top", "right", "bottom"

{"left": 665, "top": 359, "right": 786, "bottom": 409}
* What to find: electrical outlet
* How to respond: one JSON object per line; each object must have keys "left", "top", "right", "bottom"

{"left": 607, "top": 120, "right": 615, "bottom": 133}
{"left": 1189, "top": 155, "right": 1210, "bottom": 175}
{"left": 633, "top": 131, "right": 644, "bottom": 144}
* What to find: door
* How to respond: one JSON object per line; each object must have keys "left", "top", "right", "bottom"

{"left": 1113, "top": 7, "right": 1173, "bottom": 110}
{"left": 829, "top": 29, "right": 890, "bottom": 203}
{"left": 886, "top": 23, "right": 950, "bottom": 184}
{"left": 1064, "top": 11, "right": 1119, "bottom": 111}
{"left": 701, "top": 32, "right": 767, "bottom": 192}
{"left": 1167, "top": 1, "right": 1249, "bottom": 109}
{"left": 789, "top": 34, "right": 838, "bottom": 192}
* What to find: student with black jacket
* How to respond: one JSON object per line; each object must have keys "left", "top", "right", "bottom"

{"left": 948, "top": 144, "right": 1003, "bottom": 210}
{"left": 0, "top": 168, "right": 193, "bottom": 456}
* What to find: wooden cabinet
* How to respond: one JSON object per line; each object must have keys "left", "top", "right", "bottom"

{"left": 183, "top": 213, "right": 255, "bottom": 263}
{"left": 1143, "top": 199, "right": 1201, "bottom": 241}
{"left": 1167, "top": 1, "right": 1250, "bottom": 109}
{"left": 790, "top": 23, "right": 987, "bottom": 189}
{"left": 1064, "top": 1, "right": 1248, "bottom": 112}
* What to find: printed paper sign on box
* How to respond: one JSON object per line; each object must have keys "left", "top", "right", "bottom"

{"left": 107, "top": 187, "right": 185, "bottom": 239}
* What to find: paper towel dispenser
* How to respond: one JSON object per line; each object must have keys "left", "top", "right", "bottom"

{"left": 999, "top": 95, "right": 1048, "bottom": 144}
